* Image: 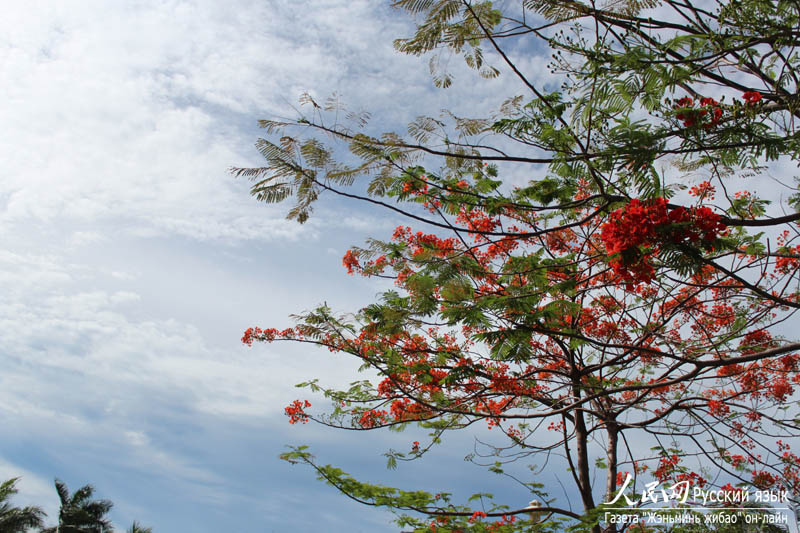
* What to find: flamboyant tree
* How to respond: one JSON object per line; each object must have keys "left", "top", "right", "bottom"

{"left": 235, "top": 0, "right": 800, "bottom": 531}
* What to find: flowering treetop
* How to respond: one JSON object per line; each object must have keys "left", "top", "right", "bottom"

{"left": 234, "top": 1, "right": 800, "bottom": 531}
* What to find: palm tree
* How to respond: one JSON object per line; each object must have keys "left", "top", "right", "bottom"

{"left": 126, "top": 521, "right": 151, "bottom": 533}
{"left": 41, "top": 479, "right": 113, "bottom": 533}
{"left": 0, "top": 477, "right": 46, "bottom": 532}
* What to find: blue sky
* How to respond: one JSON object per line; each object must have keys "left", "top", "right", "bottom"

{"left": 0, "top": 1, "right": 562, "bottom": 531}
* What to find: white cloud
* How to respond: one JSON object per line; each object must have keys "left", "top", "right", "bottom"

{"left": 0, "top": 0, "right": 418, "bottom": 244}
{"left": 0, "top": 241, "right": 376, "bottom": 427}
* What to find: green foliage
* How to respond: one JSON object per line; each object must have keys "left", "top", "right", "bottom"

{"left": 0, "top": 476, "right": 152, "bottom": 533}
{"left": 42, "top": 479, "right": 114, "bottom": 533}
{"left": 128, "top": 522, "right": 153, "bottom": 533}
{"left": 0, "top": 478, "right": 46, "bottom": 533}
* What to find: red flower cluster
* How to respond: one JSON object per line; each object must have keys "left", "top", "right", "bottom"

{"left": 675, "top": 471, "right": 706, "bottom": 487}
{"left": 241, "top": 327, "right": 261, "bottom": 346}
{"left": 389, "top": 398, "right": 430, "bottom": 421}
{"left": 241, "top": 327, "right": 294, "bottom": 345}
{"left": 654, "top": 454, "right": 681, "bottom": 482}
{"left": 285, "top": 400, "right": 311, "bottom": 424}
{"left": 742, "top": 91, "right": 762, "bottom": 104}
{"left": 684, "top": 206, "right": 727, "bottom": 242}
{"left": 775, "top": 245, "right": 800, "bottom": 275}
{"left": 600, "top": 198, "right": 726, "bottom": 289}
{"left": 342, "top": 249, "right": 360, "bottom": 274}
{"left": 487, "top": 514, "right": 516, "bottom": 531}
{"left": 401, "top": 175, "right": 429, "bottom": 195}
{"left": 688, "top": 180, "right": 716, "bottom": 199}
{"left": 707, "top": 399, "right": 730, "bottom": 417}
{"left": 751, "top": 470, "right": 777, "bottom": 489}
{"left": 357, "top": 409, "right": 388, "bottom": 428}
{"left": 674, "top": 96, "right": 722, "bottom": 128}
{"left": 739, "top": 329, "right": 774, "bottom": 354}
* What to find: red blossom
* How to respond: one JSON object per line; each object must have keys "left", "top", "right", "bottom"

{"left": 285, "top": 400, "right": 311, "bottom": 424}
{"left": 342, "top": 249, "right": 360, "bottom": 274}
{"left": 674, "top": 95, "right": 724, "bottom": 128}
{"left": 689, "top": 181, "right": 716, "bottom": 199}
{"left": 742, "top": 91, "right": 762, "bottom": 104}
{"left": 654, "top": 454, "right": 681, "bottom": 481}
{"left": 775, "top": 245, "right": 800, "bottom": 275}
{"left": 751, "top": 470, "right": 777, "bottom": 489}
{"left": 599, "top": 198, "right": 727, "bottom": 290}
{"left": 707, "top": 400, "right": 730, "bottom": 417}
{"left": 357, "top": 409, "right": 388, "bottom": 428}
{"left": 242, "top": 327, "right": 285, "bottom": 345}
